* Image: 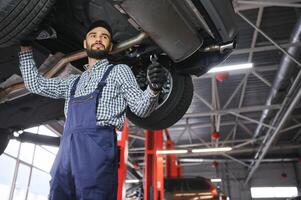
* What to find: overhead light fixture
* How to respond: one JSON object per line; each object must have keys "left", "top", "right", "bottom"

{"left": 211, "top": 178, "right": 222, "bottom": 183}
{"left": 180, "top": 158, "right": 205, "bottom": 162}
{"left": 191, "top": 147, "right": 232, "bottom": 153}
{"left": 125, "top": 179, "right": 140, "bottom": 184}
{"left": 156, "top": 149, "right": 188, "bottom": 155}
{"left": 207, "top": 63, "right": 253, "bottom": 73}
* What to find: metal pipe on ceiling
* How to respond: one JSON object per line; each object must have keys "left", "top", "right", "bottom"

{"left": 137, "top": 158, "right": 298, "bottom": 166}
{"left": 179, "top": 158, "right": 299, "bottom": 165}
{"left": 253, "top": 16, "right": 301, "bottom": 138}
{"left": 237, "top": 0, "right": 301, "bottom": 8}
{"left": 129, "top": 144, "right": 301, "bottom": 156}
{"left": 234, "top": 0, "right": 301, "bottom": 11}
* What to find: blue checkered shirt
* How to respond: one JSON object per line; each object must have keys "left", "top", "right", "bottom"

{"left": 19, "top": 51, "right": 159, "bottom": 130}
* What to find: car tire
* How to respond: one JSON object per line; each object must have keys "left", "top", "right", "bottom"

{"left": 127, "top": 71, "right": 193, "bottom": 130}
{"left": 0, "top": 0, "right": 56, "bottom": 47}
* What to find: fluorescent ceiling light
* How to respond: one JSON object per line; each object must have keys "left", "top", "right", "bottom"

{"left": 191, "top": 147, "right": 232, "bottom": 153}
{"left": 251, "top": 187, "right": 298, "bottom": 198}
{"left": 211, "top": 178, "right": 222, "bottom": 183}
{"left": 207, "top": 63, "right": 253, "bottom": 73}
{"left": 125, "top": 179, "right": 140, "bottom": 184}
{"left": 180, "top": 158, "right": 205, "bottom": 162}
{"left": 199, "top": 196, "right": 214, "bottom": 199}
{"left": 156, "top": 149, "right": 188, "bottom": 155}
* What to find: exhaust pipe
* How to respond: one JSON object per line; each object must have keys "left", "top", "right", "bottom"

{"left": 200, "top": 41, "right": 236, "bottom": 54}
{"left": 0, "top": 32, "right": 149, "bottom": 102}
{"left": 46, "top": 32, "right": 148, "bottom": 77}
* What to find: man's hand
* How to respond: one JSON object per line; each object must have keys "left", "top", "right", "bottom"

{"left": 20, "top": 40, "right": 33, "bottom": 52}
{"left": 147, "top": 62, "right": 167, "bottom": 93}
{"left": 20, "top": 30, "right": 39, "bottom": 52}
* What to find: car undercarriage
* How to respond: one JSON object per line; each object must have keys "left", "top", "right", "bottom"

{"left": 0, "top": 0, "right": 237, "bottom": 152}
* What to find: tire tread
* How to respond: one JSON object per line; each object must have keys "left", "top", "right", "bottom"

{"left": 127, "top": 73, "right": 194, "bottom": 130}
{"left": 0, "top": 0, "right": 57, "bottom": 47}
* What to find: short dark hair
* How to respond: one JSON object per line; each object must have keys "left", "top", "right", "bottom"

{"left": 85, "top": 20, "right": 113, "bottom": 38}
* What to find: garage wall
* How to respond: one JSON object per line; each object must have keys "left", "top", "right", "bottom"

{"left": 182, "top": 161, "right": 300, "bottom": 200}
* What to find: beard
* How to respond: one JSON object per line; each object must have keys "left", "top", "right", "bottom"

{"left": 86, "top": 43, "right": 110, "bottom": 59}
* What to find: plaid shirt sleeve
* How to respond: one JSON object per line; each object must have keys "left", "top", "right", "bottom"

{"left": 19, "top": 50, "right": 79, "bottom": 99}
{"left": 115, "top": 64, "right": 159, "bottom": 118}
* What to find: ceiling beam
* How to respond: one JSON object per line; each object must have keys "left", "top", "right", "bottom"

{"left": 237, "top": 11, "right": 301, "bottom": 68}
{"left": 179, "top": 158, "right": 298, "bottom": 164}
{"left": 131, "top": 144, "right": 301, "bottom": 159}
{"left": 237, "top": 0, "right": 301, "bottom": 8}
{"left": 234, "top": 0, "right": 301, "bottom": 11}
{"left": 183, "top": 104, "right": 280, "bottom": 118}
{"left": 245, "top": 81, "right": 301, "bottom": 184}
{"left": 248, "top": 7, "right": 264, "bottom": 62}
{"left": 232, "top": 42, "right": 301, "bottom": 55}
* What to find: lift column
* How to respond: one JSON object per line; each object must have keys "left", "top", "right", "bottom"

{"left": 165, "top": 140, "right": 182, "bottom": 178}
{"left": 144, "top": 130, "right": 164, "bottom": 200}
{"left": 164, "top": 129, "right": 182, "bottom": 178}
{"left": 117, "top": 120, "right": 129, "bottom": 200}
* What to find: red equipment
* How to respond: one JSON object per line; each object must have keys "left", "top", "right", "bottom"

{"left": 165, "top": 130, "right": 182, "bottom": 178}
{"left": 211, "top": 131, "right": 220, "bottom": 140}
{"left": 118, "top": 126, "right": 180, "bottom": 200}
{"left": 117, "top": 120, "right": 129, "bottom": 200}
{"left": 144, "top": 130, "right": 164, "bottom": 200}
{"left": 215, "top": 72, "right": 229, "bottom": 81}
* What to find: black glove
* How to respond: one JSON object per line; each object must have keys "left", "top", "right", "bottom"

{"left": 20, "top": 40, "right": 33, "bottom": 47}
{"left": 147, "top": 62, "right": 167, "bottom": 92}
{"left": 136, "top": 70, "right": 148, "bottom": 90}
{"left": 20, "top": 29, "right": 41, "bottom": 47}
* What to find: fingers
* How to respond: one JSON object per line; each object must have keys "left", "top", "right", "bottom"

{"left": 148, "top": 72, "right": 165, "bottom": 79}
{"left": 149, "top": 77, "right": 162, "bottom": 82}
{"left": 148, "top": 67, "right": 164, "bottom": 74}
{"left": 148, "top": 65, "right": 165, "bottom": 75}
{"left": 20, "top": 46, "right": 32, "bottom": 52}
{"left": 148, "top": 68, "right": 166, "bottom": 80}
{"left": 147, "top": 62, "right": 167, "bottom": 92}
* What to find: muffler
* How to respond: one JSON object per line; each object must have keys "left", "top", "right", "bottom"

{"left": 120, "top": 0, "right": 203, "bottom": 62}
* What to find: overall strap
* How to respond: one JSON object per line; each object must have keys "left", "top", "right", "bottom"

{"left": 96, "top": 64, "right": 114, "bottom": 91}
{"left": 70, "top": 77, "right": 80, "bottom": 96}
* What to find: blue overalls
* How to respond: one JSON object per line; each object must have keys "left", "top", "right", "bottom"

{"left": 49, "top": 65, "right": 118, "bottom": 200}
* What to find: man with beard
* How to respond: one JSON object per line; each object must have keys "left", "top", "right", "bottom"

{"left": 18, "top": 20, "right": 166, "bottom": 200}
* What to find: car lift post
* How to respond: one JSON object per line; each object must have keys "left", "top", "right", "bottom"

{"left": 117, "top": 120, "right": 129, "bottom": 200}
{"left": 144, "top": 129, "right": 164, "bottom": 200}
{"left": 165, "top": 129, "right": 182, "bottom": 178}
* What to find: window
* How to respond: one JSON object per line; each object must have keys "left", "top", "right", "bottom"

{"left": 0, "top": 155, "right": 16, "bottom": 200}
{"left": 0, "top": 124, "right": 59, "bottom": 200}
{"left": 251, "top": 187, "right": 298, "bottom": 198}
{"left": 38, "top": 125, "right": 58, "bottom": 137}
{"left": 13, "top": 164, "right": 30, "bottom": 200}
{"left": 24, "top": 127, "right": 39, "bottom": 134}
{"left": 4, "top": 140, "right": 20, "bottom": 157}
{"left": 19, "top": 143, "right": 35, "bottom": 164}
{"left": 33, "top": 146, "right": 56, "bottom": 173}
{"left": 27, "top": 169, "right": 51, "bottom": 200}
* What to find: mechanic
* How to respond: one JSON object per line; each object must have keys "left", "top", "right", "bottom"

{"left": 18, "top": 20, "right": 166, "bottom": 200}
